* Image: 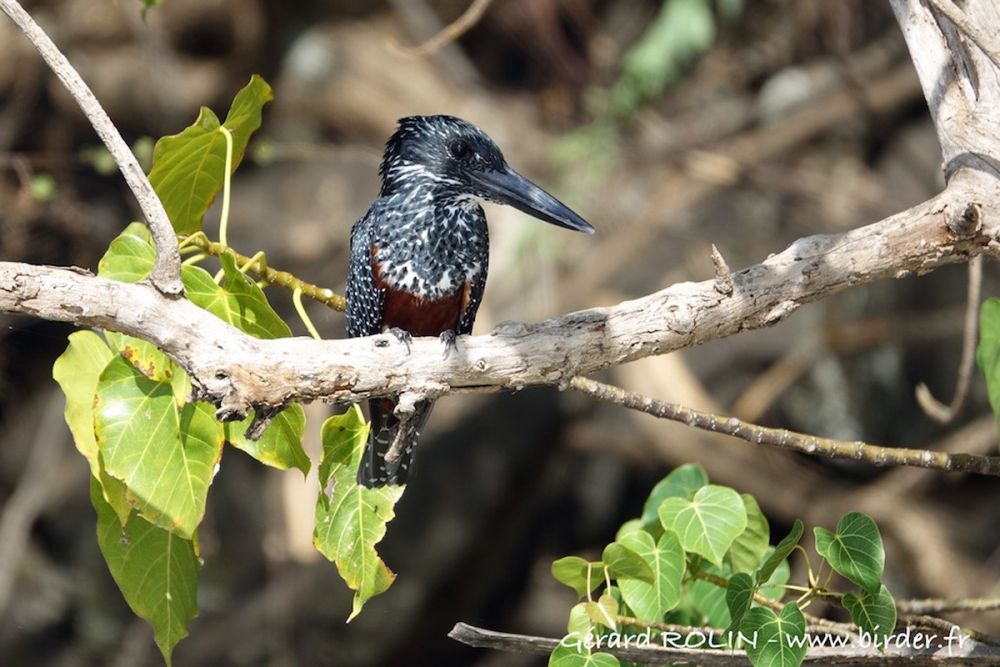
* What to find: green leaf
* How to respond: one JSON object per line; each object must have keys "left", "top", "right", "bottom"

{"left": 586, "top": 593, "right": 619, "bottom": 630}
{"left": 725, "top": 572, "right": 755, "bottom": 633}
{"left": 685, "top": 562, "right": 732, "bottom": 627}
{"left": 225, "top": 405, "right": 310, "bottom": 475}
{"left": 549, "top": 643, "right": 621, "bottom": 667}
{"left": 603, "top": 541, "right": 654, "bottom": 583}
{"left": 658, "top": 485, "right": 747, "bottom": 566}
{"left": 814, "top": 512, "right": 884, "bottom": 592}
{"left": 977, "top": 298, "right": 1000, "bottom": 441}
{"left": 843, "top": 584, "right": 896, "bottom": 649}
{"left": 92, "top": 477, "right": 199, "bottom": 666}
{"left": 188, "top": 253, "right": 292, "bottom": 339}
{"left": 95, "top": 357, "right": 223, "bottom": 538}
{"left": 552, "top": 556, "right": 604, "bottom": 598}
{"left": 313, "top": 406, "right": 404, "bottom": 620}
{"left": 53, "top": 331, "right": 115, "bottom": 479}
{"left": 98, "top": 221, "right": 155, "bottom": 282}
{"left": 741, "top": 602, "right": 808, "bottom": 667}
{"left": 758, "top": 555, "right": 790, "bottom": 601}
{"left": 757, "top": 520, "right": 803, "bottom": 585}
{"left": 615, "top": 518, "right": 644, "bottom": 541}
{"left": 568, "top": 602, "right": 594, "bottom": 635}
{"left": 53, "top": 332, "right": 132, "bottom": 524}
{"left": 640, "top": 463, "right": 708, "bottom": 527}
{"left": 148, "top": 75, "right": 272, "bottom": 234}
{"left": 727, "top": 494, "right": 770, "bottom": 574}
{"left": 616, "top": 530, "right": 684, "bottom": 622}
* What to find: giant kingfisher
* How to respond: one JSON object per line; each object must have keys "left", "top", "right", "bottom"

{"left": 346, "top": 115, "right": 594, "bottom": 488}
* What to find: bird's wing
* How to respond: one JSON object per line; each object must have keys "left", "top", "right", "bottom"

{"left": 345, "top": 207, "right": 386, "bottom": 338}
{"left": 457, "top": 252, "right": 488, "bottom": 336}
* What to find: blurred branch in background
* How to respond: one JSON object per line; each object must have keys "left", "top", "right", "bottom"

{"left": 390, "top": 0, "right": 495, "bottom": 58}
{"left": 569, "top": 376, "right": 1000, "bottom": 476}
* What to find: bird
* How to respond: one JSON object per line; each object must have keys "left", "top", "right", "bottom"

{"left": 346, "top": 115, "right": 594, "bottom": 488}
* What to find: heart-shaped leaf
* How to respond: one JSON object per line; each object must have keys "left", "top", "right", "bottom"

{"left": 616, "top": 530, "right": 685, "bottom": 622}
{"left": 659, "top": 484, "right": 747, "bottom": 566}
{"left": 741, "top": 602, "right": 808, "bottom": 667}
{"left": 814, "top": 512, "right": 884, "bottom": 592}
{"left": 844, "top": 584, "right": 896, "bottom": 649}
{"left": 727, "top": 494, "right": 770, "bottom": 574}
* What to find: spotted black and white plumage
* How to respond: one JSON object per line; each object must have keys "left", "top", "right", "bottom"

{"left": 346, "top": 115, "right": 593, "bottom": 488}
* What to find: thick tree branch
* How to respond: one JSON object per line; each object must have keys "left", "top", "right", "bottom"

{"left": 0, "top": 0, "right": 182, "bottom": 296}
{"left": 0, "top": 171, "right": 997, "bottom": 423}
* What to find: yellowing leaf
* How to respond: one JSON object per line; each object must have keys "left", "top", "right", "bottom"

{"left": 95, "top": 357, "right": 223, "bottom": 538}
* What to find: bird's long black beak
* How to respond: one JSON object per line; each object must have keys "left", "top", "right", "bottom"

{"left": 473, "top": 166, "right": 595, "bottom": 234}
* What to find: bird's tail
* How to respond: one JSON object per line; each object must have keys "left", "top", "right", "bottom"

{"left": 357, "top": 398, "right": 433, "bottom": 487}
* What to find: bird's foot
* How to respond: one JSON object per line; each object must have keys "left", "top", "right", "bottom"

{"left": 387, "top": 327, "right": 413, "bottom": 352}
{"left": 439, "top": 329, "right": 458, "bottom": 359}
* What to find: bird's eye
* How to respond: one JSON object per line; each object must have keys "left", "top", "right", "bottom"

{"left": 447, "top": 139, "right": 470, "bottom": 159}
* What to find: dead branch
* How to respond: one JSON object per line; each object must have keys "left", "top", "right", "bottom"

{"left": 915, "top": 255, "right": 982, "bottom": 423}
{"left": 391, "top": 0, "right": 494, "bottom": 57}
{"left": 0, "top": 165, "right": 997, "bottom": 424}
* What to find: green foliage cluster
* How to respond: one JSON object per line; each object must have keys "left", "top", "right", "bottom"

{"left": 549, "top": 465, "right": 895, "bottom": 667}
{"left": 51, "top": 77, "right": 402, "bottom": 664}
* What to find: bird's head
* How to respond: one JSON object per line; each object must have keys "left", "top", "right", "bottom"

{"left": 379, "top": 115, "right": 594, "bottom": 234}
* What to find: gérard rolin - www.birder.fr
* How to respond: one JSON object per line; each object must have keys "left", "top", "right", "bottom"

{"left": 345, "top": 115, "right": 594, "bottom": 488}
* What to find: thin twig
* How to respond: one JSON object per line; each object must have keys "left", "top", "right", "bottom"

{"left": 0, "top": 0, "right": 182, "bottom": 295}
{"left": 180, "top": 233, "right": 346, "bottom": 311}
{"left": 926, "top": 0, "right": 1000, "bottom": 71}
{"left": 915, "top": 255, "right": 982, "bottom": 423}
{"left": 392, "top": 0, "right": 494, "bottom": 57}
{"left": 569, "top": 376, "right": 1000, "bottom": 476}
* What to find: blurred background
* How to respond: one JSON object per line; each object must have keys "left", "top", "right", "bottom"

{"left": 1, "top": 0, "right": 998, "bottom": 665}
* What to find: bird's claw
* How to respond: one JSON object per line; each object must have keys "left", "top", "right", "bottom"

{"left": 387, "top": 327, "right": 413, "bottom": 352}
{"left": 439, "top": 329, "right": 458, "bottom": 358}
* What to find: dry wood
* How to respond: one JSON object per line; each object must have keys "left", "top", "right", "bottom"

{"left": 0, "top": 167, "right": 996, "bottom": 422}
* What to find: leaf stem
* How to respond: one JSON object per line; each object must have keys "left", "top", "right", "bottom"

{"left": 218, "top": 127, "right": 233, "bottom": 248}
{"left": 293, "top": 287, "right": 322, "bottom": 340}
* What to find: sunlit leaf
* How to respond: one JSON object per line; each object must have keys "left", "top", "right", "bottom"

{"left": 548, "top": 643, "right": 621, "bottom": 667}
{"left": 603, "top": 541, "right": 654, "bottom": 583}
{"left": 552, "top": 556, "right": 604, "bottom": 599}
{"left": 95, "top": 357, "right": 223, "bottom": 538}
{"left": 659, "top": 485, "right": 747, "bottom": 566}
{"left": 313, "top": 405, "right": 404, "bottom": 620}
{"left": 586, "top": 593, "right": 619, "bottom": 630}
{"left": 616, "top": 530, "right": 684, "bottom": 622}
{"left": 225, "top": 406, "right": 309, "bottom": 475}
{"left": 148, "top": 75, "right": 272, "bottom": 234}
{"left": 640, "top": 463, "right": 708, "bottom": 527}
{"left": 727, "top": 494, "right": 770, "bottom": 574}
